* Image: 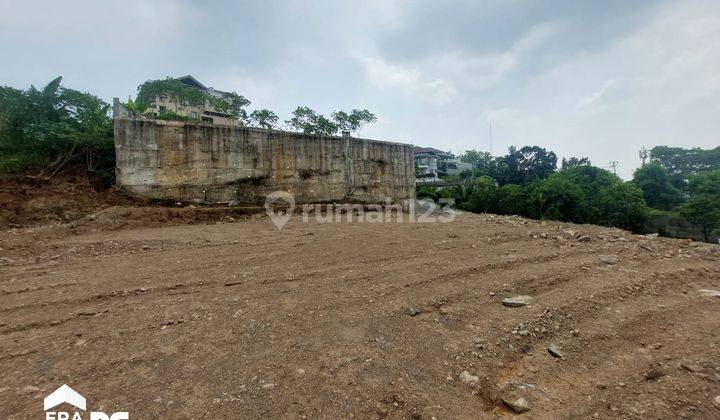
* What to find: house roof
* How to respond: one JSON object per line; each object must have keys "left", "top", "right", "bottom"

{"left": 413, "top": 146, "right": 450, "bottom": 155}
{"left": 176, "top": 75, "right": 208, "bottom": 91}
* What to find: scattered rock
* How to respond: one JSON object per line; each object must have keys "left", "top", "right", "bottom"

{"left": 578, "top": 235, "right": 592, "bottom": 242}
{"left": 547, "top": 344, "right": 564, "bottom": 358}
{"left": 645, "top": 233, "right": 659, "bottom": 239}
{"left": 503, "top": 397, "right": 530, "bottom": 413}
{"left": 407, "top": 307, "right": 422, "bottom": 317}
{"left": 714, "top": 395, "right": 720, "bottom": 408}
{"left": 680, "top": 362, "right": 703, "bottom": 373}
{"left": 142, "top": 245, "right": 151, "bottom": 250}
{"left": 644, "top": 367, "right": 665, "bottom": 381}
{"left": 458, "top": 370, "right": 479, "bottom": 387}
{"left": 512, "top": 323, "right": 529, "bottom": 336}
{"left": 222, "top": 216, "right": 236, "bottom": 223}
{"left": 502, "top": 295, "right": 533, "bottom": 308}
{"left": 261, "top": 383, "right": 276, "bottom": 390}
{"left": 697, "top": 289, "right": 720, "bottom": 298}
{"left": 599, "top": 255, "right": 619, "bottom": 265}
{"left": 0, "top": 386, "right": 8, "bottom": 394}
{"left": 21, "top": 385, "right": 40, "bottom": 394}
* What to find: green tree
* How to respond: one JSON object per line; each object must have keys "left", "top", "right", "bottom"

{"left": 459, "top": 149, "right": 498, "bottom": 178}
{"left": 136, "top": 77, "right": 251, "bottom": 121}
{"left": 679, "top": 170, "right": 720, "bottom": 241}
{"left": 498, "top": 145, "right": 557, "bottom": 185}
{"left": 464, "top": 176, "right": 497, "bottom": 213}
{"left": 632, "top": 163, "right": 685, "bottom": 210}
{"left": 595, "top": 182, "right": 649, "bottom": 232}
{"left": 650, "top": 145, "right": 720, "bottom": 190}
{"left": 249, "top": 109, "right": 279, "bottom": 129}
{"left": 561, "top": 156, "right": 591, "bottom": 169}
{"left": 494, "top": 184, "right": 528, "bottom": 216}
{"left": 0, "top": 77, "right": 114, "bottom": 177}
{"left": 332, "top": 109, "right": 377, "bottom": 135}
{"left": 527, "top": 177, "right": 587, "bottom": 223}
{"left": 286, "top": 107, "right": 338, "bottom": 135}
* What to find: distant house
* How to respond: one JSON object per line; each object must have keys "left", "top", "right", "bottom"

{"left": 147, "top": 75, "right": 238, "bottom": 126}
{"left": 445, "top": 157, "right": 473, "bottom": 176}
{"left": 414, "top": 146, "right": 449, "bottom": 183}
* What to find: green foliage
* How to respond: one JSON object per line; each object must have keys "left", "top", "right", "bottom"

{"left": 249, "top": 109, "right": 279, "bottom": 129}
{"left": 0, "top": 76, "right": 114, "bottom": 178}
{"left": 286, "top": 107, "right": 335, "bottom": 135}
{"left": 155, "top": 109, "right": 200, "bottom": 122}
{"left": 679, "top": 170, "right": 720, "bottom": 241}
{"left": 287, "top": 107, "right": 377, "bottom": 136}
{"left": 137, "top": 77, "right": 208, "bottom": 107}
{"left": 422, "top": 161, "right": 651, "bottom": 232}
{"left": 207, "top": 91, "right": 251, "bottom": 120}
{"left": 459, "top": 150, "right": 498, "bottom": 178}
{"left": 136, "top": 77, "right": 250, "bottom": 121}
{"left": 464, "top": 176, "right": 497, "bottom": 213}
{"left": 494, "top": 184, "right": 528, "bottom": 216}
{"left": 498, "top": 145, "right": 558, "bottom": 185}
{"left": 561, "top": 156, "right": 591, "bottom": 169}
{"left": 123, "top": 96, "right": 148, "bottom": 116}
{"left": 528, "top": 177, "right": 587, "bottom": 223}
{"left": 650, "top": 145, "right": 720, "bottom": 190}
{"left": 632, "top": 163, "right": 685, "bottom": 210}
{"left": 416, "top": 185, "right": 439, "bottom": 201}
{"left": 594, "top": 182, "right": 649, "bottom": 232}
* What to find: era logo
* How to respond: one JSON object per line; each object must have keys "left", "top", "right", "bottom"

{"left": 43, "top": 384, "right": 129, "bottom": 420}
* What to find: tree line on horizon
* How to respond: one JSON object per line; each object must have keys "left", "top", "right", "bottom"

{"left": 419, "top": 145, "right": 720, "bottom": 240}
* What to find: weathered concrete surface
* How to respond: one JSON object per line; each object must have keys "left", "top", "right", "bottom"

{"left": 114, "top": 117, "right": 415, "bottom": 205}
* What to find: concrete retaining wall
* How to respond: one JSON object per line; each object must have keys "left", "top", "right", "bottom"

{"left": 113, "top": 117, "right": 415, "bottom": 205}
{"left": 644, "top": 214, "right": 719, "bottom": 243}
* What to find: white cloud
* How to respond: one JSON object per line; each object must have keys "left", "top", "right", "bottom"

{"left": 577, "top": 79, "right": 616, "bottom": 109}
{"left": 356, "top": 55, "right": 456, "bottom": 105}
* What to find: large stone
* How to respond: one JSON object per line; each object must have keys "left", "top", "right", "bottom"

{"left": 598, "top": 255, "right": 619, "bottom": 265}
{"left": 458, "top": 370, "right": 479, "bottom": 386}
{"left": 503, "top": 397, "right": 530, "bottom": 413}
{"left": 502, "top": 295, "right": 533, "bottom": 308}
{"left": 547, "top": 344, "right": 564, "bottom": 358}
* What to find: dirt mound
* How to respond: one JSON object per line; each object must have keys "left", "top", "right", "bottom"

{"left": 0, "top": 174, "right": 134, "bottom": 229}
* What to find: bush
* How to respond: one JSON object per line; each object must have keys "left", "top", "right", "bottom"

{"left": 595, "top": 182, "right": 650, "bottom": 231}
{"left": 0, "top": 77, "right": 114, "bottom": 179}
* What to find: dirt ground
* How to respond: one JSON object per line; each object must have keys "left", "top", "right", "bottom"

{"left": 1, "top": 205, "right": 720, "bottom": 418}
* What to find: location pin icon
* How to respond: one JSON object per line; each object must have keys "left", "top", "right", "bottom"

{"left": 265, "top": 191, "right": 295, "bottom": 230}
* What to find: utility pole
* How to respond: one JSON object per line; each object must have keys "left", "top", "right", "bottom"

{"left": 609, "top": 161, "right": 618, "bottom": 175}
{"left": 639, "top": 146, "right": 648, "bottom": 166}
{"left": 489, "top": 122, "right": 493, "bottom": 156}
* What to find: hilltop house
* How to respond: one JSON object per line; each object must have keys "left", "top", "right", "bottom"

{"left": 146, "top": 75, "right": 238, "bottom": 126}
{"left": 414, "top": 147, "right": 447, "bottom": 183}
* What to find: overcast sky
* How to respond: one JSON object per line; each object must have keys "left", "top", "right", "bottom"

{"left": 2, "top": 0, "right": 719, "bottom": 178}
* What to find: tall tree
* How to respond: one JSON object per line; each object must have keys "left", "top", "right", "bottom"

{"left": 680, "top": 170, "right": 720, "bottom": 241}
{"left": 561, "top": 156, "right": 591, "bottom": 169}
{"left": 249, "top": 109, "right": 279, "bottom": 129}
{"left": 632, "top": 163, "right": 685, "bottom": 210}
{"left": 650, "top": 146, "right": 720, "bottom": 190}
{"left": 0, "top": 77, "right": 113, "bottom": 176}
{"left": 498, "top": 146, "right": 557, "bottom": 185}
